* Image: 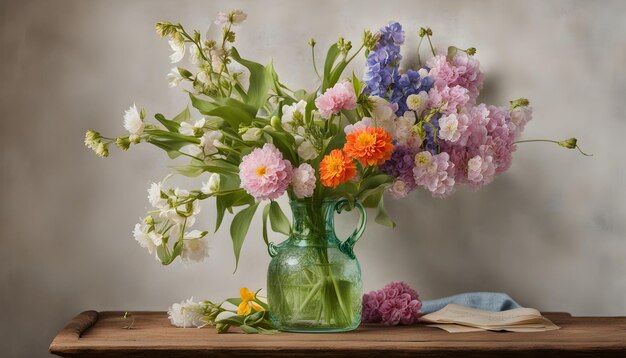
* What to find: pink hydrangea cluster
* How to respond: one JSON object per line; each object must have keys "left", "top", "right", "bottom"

{"left": 315, "top": 81, "right": 357, "bottom": 119}
{"left": 413, "top": 151, "right": 456, "bottom": 198}
{"left": 362, "top": 281, "right": 422, "bottom": 325}
{"left": 427, "top": 54, "right": 484, "bottom": 103}
{"left": 239, "top": 143, "right": 293, "bottom": 200}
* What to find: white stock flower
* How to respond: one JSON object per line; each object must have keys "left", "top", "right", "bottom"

{"left": 201, "top": 173, "right": 220, "bottom": 194}
{"left": 147, "top": 182, "right": 168, "bottom": 210}
{"left": 133, "top": 223, "right": 155, "bottom": 254}
{"left": 406, "top": 91, "right": 428, "bottom": 113}
{"left": 297, "top": 140, "right": 318, "bottom": 161}
{"left": 123, "top": 104, "right": 144, "bottom": 139}
{"left": 215, "top": 9, "right": 247, "bottom": 27}
{"left": 169, "top": 39, "right": 186, "bottom": 63}
{"left": 168, "top": 297, "right": 205, "bottom": 328}
{"left": 344, "top": 117, "right": 374, "bottom": 134}
{"left": 281, "top": 100, "right": 307, "bottom": 132}
{"left": 167, "top": 67, "right": 183, "bottom": 88}
{"left": 181, "top": 232, "right": 210, "bottom": 264}
{"left": 179, "top": 118, "right": 206, "bottom": 136}
{"left": 369, "top": 96, "right": 397, "bottom": 135}
{"left": 200, "top": 130, "right": 223, "bottom": 155}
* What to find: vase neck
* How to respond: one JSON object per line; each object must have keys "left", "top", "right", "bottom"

{"left": 289, "top": 199, "right": 334, "bottom": 240}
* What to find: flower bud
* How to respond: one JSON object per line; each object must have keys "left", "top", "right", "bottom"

{"left": 558, "top": 138, "right": 577, "bottom": 149}
{"left": 308, "top": 38, "right": 316, "bottom": 47}
{"left": 144, "top": 215, "right": 155, "bottom": 225}
{"left": 115, "top": 136, "right": 131, "bottom": 150}
{"left": 270, "top": 116, "right": 282, "bottom": 130}
{"left": 510, "top": 97, "right": 530, "bottom": 110}
{"left": 466, "top": 47, "right": 476, "bottom": 56}
{"left": 95, "top": 142, "right": 109, "bottom": 158}
{"left": 216, "top": 322, "right": 230, "bottom": 333}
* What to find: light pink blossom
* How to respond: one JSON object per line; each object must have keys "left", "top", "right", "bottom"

{"left": 315, "top": 81, "right": 357, "bottom": 119}
{"left": 413, "top": 151, "right": 456, "bottom": 198}
{"left": 291, "top": 163, "right": 316, "bottom": 198}
{"left": 467, "top": 154, "right": 496, "bottom": 188}
{"left": 239, "top": 143, "right": 293, "bottom": 200}
{"left": 509, "top": 105, "right": 533, "bottom": 138}
{"left": 450, "top": 54, "right": 484, "bottom": 103}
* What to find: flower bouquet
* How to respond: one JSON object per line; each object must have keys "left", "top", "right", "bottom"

{"left": 85, "top": 9, "right": 586, "bottom": 332}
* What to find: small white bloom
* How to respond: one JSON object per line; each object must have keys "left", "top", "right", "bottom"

{"left": 369, "top": 96, "right": 397, "bottom": 135}
{"left": 123, "top": 104, "right": 144, "bottom": 138}
{"left": 179, "top": 118, "right": 206, "bottom": 136}
{"left": 133, "top": 223, "right": 155, "bottom": 254}
{"left": 406, "top": 91, "right": 428, "bottom": 113}
{"left": 147, "top": 182, "right": 168, "bottom": 210}
{"left": 200, "top": 130, "right": 223, "bottom": 155}
{"left": 167, "top": 67, "right": 183, "bottom": 88}
{"left": 389, "top": 179, "right": 409, "bottom": 199}
{"left": 169, "top": 39, "right": 186, "bottom": 63}
{"left": 181, "top": 236, "right": 210, "bottom": 264}
{"left": 281, "top": 100, "right": 307, "bottom": 133}
{"left": 438, "top": 114, "right": 461, "bottom": 142}
{"left": 241, "top": 127, "right": 262, "bottom": 141}
{"left": 297, "top": 140, "right": 318, "bottom": 161}
{"left": 201, "top": 173, "right": 220, "bottom": 194}
{"left": 148, "top": 231, "right": 163, "bottom": 246}
{"left": 168, "top": 297, "right": 205, "bottom": 328}
{"left": 418, "top": 68, "right": 429, "bottom": 78}
{"left": 215, "top": 9, "right": 247, "bottom": 27}
{"left": 291, "top": 163, "right": 316, "bottom": 198}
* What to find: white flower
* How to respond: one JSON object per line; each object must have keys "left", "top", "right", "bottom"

{"left": 281, "top": 100, "right": 307, "bottom": 133}
{"left": 133, "top": 223, "right": 155, "bottom": 254}
{"left": 181, "top": 233, "right": 210, "bottom": 264}
{"left": 215, "top": 9, "right": 247, "bottom": 27}
{"left": 344, "top": 117, "right": 374, "bottom": 134}
{"left": 167, "top": 67, "right": 183, "bottom": 88}
{"left": 438, "top": 114, "right": 461, "bottom": 142}
{"left": 147, "top": 182, "right": 168, "bottom": 210}
{"left": 418, "top": 68, "right": 429, "bottom": 78}
{"left": 180, "top": 118, "right": 206, "bottom": 136}
{"left": 291, "top": 163, "right": 316, "bottom": 198}
{"left": 241, "top": 127, "right": 262, "bottom": 141}
{"left": 394, "top": 112, "right": 417, "bottom": 146}
{"left": 169, "top": 39, "right": 185, "bottom": 63}
{"left": 389, "top": 178, "right": 409, "bottom": 199}
{"left": 123, "top": 104, "right": 144, "bottom": 140}
{"left": 406, "top": 91, "right": 428, "bottom": 113}
{"left": 200, "top": 130, "right": 223, "bottom": 155}
{"left": 297, "top": 140, "right": 318, "bottom": 161}
{"left": 210, "top": 48, "right": 225, "bottom": 72}
{"left": 168, "top": 297, "right": 205, "bottom": 328}
{"left": 201, "top": 173, "right": 220, "bottom": 194}
{"left": 369, "top": 96, "right": 397, "bottom": 135}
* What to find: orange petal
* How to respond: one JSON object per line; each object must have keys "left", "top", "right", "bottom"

{"left": 237, "top": 302, "right": 251, "bottom": 316}
{"left": 239, "top": 287, "right": 255, "bottom": 301}
{"left": 250, "top": 302, "right": 264, "bottom": 311}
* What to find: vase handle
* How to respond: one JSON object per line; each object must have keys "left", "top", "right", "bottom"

{"left": 330, "top": 199, "right": 367, "bottom": 259}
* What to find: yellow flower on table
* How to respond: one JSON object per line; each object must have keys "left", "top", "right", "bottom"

{"left": 237, "top": 287, "right": 263, "bottom": 316}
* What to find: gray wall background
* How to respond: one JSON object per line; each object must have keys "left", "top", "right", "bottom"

{"left": 1, "top": 0, "right": 625, "bottom": 356}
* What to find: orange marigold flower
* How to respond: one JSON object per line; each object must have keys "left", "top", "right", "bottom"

{"left": 319, "top": 149, "right": 356, "bottom": 188}
{"left": 343, "top": 127, "right": 395, "bottom": 167}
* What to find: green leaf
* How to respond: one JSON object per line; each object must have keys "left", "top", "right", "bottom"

{"left": 177, "top": 67, "right": 193, "bottom": 79}
{"left": 262, "top": 203, "right": 271, "bottom": 247}
{"left": 359, "top": 174, "right": 394, "bottom": 192}
{"left": 154, "top": 113, "right": 181, "bottom": 132}
{"left": 263, "top": 129, "right": 297, "bottom": 164}
{"left": 189, "top": 93, "right": 219, "bottom": 113}
{"left": 207, "top": 105, "right": 254, "bottom": 129}
{"left": 351, "top": 71, "right": 363, "bottom": 96}
{"left": 215, "top": 190, "right": 254, "bottom": 232}
{"left": 360, "top": 186, "right": 384, "bottom": 208}
{"left": 217, "top": 315, "right": 245, "bottom": 326}
{"left": 156, "top": 245, "right": 170, "bottom": 265}
{"left": 328, "top": 59, "right": 348, "bottom": 88}
{"left": 225, "top": 297, "right": 243, "bottom": 307}
{"left": 375, "top": 195, "right": 396, "bottom": 228}
{"left": 172, "top": 106, "right": 191, "bottom": 123}
{"left": 269, "top": 201, "right": 291, "bottom": 236}
{"left": 322, "top": 44, "right": 341, "bottom": 91}
{"left": 231, "top": 47, "right": 273, "bottom": 110}
{"left": 229, "top": 202, "right": 259, "bottom": 271}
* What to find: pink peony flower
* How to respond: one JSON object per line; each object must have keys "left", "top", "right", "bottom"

{"left": 362, "top": 281, "right": 422, "bottom": 325}
{"left": 315, "top": 81, "right": 357, "bottom": 119}
{"left": 239, "top": 143, "right": 293, "bottom": 200}
{"left": 291, "top": 163, "right": 316, "bottom": 199}
{"left": 413, "top": 151, "right": 456, "bottom": 198}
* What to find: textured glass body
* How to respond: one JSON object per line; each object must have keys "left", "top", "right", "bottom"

{"left": 267, "top": 198, "right": 366, "bottom": 332}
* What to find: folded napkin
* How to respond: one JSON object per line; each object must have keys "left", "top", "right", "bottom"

{"left": 421, "top": 292, "right": 521, "bottom": 314}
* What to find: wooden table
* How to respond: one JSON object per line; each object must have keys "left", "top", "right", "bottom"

{"left": 49, "top": 311, "right": 626, "bottom": 357}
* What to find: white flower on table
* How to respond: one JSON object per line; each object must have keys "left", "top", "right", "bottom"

{"left": 168, "top": 297, "right": 206, "bottom": 328}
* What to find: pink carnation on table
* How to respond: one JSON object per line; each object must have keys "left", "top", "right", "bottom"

{"left": 315, "top": 81, "right": 357, "bottom": 119}
{"left": 362, "top": 281, "right": 422, "bottom": 325}
{"left": 413, "top": 151, "right": 456, "bottom": 198}
{"left": 239, "top": 143, "right": 293, "bottom": 200}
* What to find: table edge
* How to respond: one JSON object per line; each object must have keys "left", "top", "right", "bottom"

{"left": 49, "top": 311, "right": 99, "bottom": 354}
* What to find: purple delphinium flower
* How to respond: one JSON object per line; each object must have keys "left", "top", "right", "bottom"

{"left": 363, "top": 22, "right": 405, "bottom": 97}
{"left": 362, "top": 281, "right": 422, "bottom": 325}
{"left": 380, "top": 145, "right": 417, "bottom": 192}
{"left": 390, "top": 69, "right": 435, "bottom": 114}
{"left": 422, "top": 113, "right": 441, "bottom": 154}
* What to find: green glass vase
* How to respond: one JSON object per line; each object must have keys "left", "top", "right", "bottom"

{"left": 267, "top": 198, "right": 366, "bottom": 332}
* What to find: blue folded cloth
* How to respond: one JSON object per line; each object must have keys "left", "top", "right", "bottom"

{"left": 421, "top": 292, "right": 521, "bottom": 314}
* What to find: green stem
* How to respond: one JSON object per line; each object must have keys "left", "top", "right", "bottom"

{"left": 514, "top": 139, "right": 592, "bottom": 156}
{"left": 416, "top": 36, "right": 424, "bottom": 65}
{"left": 427, "top": 35, "right": 436, "bottom": 56}
{"left": 311, "top": 45, "right": 321, "bottom": 81}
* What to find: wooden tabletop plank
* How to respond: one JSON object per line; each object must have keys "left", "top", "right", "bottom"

{"left": 49, "top": 311, "right": 626, "bottom": 357}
